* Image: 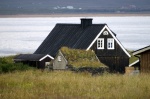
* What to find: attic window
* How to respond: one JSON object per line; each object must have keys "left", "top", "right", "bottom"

{"left": 107, "top": 38, "right": 114, "bottom": 49}
{"left": 97, "top": 38, "right": 104, "bottom": 49}
{"left": 103, "top": 31, "right": 109, "bottom": 35}
{"left": 58, "top": 56, "right": 62, "bottom": 61}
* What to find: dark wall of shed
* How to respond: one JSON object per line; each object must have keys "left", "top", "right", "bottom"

{"left": 90, "top": 30, "right": 129, "bottom": 73}
{"left": 15, "top": 61, "right": 38, "bottom": 68}
{"left": 15, "top": 57, "right": 51, "bottom": 69}
{"left": 38, "top": 57, "right": 51, "bottom": 69}
{"left": 140, "top": 50, "right": 150, "bottom": 73}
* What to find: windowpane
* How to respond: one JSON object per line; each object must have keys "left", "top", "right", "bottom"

{"left": 107, "top": 38, "right": 114, "bottom": 49}
{"left": 58, "top": 56, "right": 61, "bottom": 61}
{"left": 97, "top": 38, "right": 104, "bottom": 49}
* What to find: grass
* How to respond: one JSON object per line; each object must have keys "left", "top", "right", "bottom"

{"left": 60, "top": 47, "right": 107, "bottom": 67}
{"left": 0, "top": 70, "right": 150, "bottom": 99}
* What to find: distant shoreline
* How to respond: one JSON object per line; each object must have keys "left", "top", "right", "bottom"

{"left": 0, "top": 13, "right": 150, "bottom": 18}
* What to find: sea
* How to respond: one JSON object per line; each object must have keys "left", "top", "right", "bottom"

{"left": 0, "top": 16, "right": 150, "bottom": 56}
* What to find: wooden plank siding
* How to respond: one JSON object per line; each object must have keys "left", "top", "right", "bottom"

{"left": 90, "top": 29, "right": 129, "bottom": 73}
{"left": 141, "top": 50, "right": 150, "bottom": 73}
{"left": 38, "top": 57, "right": 51, "bottom": 69}
{"left": 98, "top": 57, "right": 129, "bottom": 73}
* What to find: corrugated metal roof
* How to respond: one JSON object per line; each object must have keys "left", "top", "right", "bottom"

{"left": 14, "top": 54, "right": 46, "bottom": 61}
{"left": 34, "top": 23, "right": 106, "bottom": 57}
{"left": 133, "top": 45, "right": 150, "bottom": 55}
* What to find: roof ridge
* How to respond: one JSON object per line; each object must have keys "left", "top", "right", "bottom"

{"left": 56, "top": 23, "right": 106, "bottom": 25}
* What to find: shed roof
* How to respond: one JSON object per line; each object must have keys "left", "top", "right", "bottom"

{"left": 133, "top": 45, "right": 150, "bottom": 55}
{"left": 14, "top": 54, "right": 54, "bottom": 61}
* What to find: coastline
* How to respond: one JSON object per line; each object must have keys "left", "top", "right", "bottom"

{"left": 0, "top": 13, "right": 150, "bottom": 18}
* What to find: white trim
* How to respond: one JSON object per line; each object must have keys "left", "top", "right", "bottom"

{"left": 39, "top": 54, "right": 54, "bottom": 61}
{"left": 86, "top": 25, "right": 106, "bottom": 50}
{"left": 133, "top": 46, "right": 150, "bottom": 55}
{"left": 86, "top": 25, "right": 131, "bottom": 57}
{"left": 97, "top": 38, "right": 104, "bottom": 49}
{"left": 129, "top": 59, "right": 139, "bottom": 67}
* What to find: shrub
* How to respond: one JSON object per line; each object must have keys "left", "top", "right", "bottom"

{"left": 0, "top": 56, "right": 33, "bottom": 73}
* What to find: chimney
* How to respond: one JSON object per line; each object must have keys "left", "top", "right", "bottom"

{"left": 81, "top": 18, "right": 93, "bottom": 28}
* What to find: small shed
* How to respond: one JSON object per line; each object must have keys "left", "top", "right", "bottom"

{"left": 53, "top": 47, "right": 108, "bottom": 70}
{"left": 14, "top": 54, "right": 54, "bottom": 69}
{"left": 133, "top": 45, "right": 150, "bottom": 73}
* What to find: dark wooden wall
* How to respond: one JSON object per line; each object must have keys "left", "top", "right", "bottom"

{"left": 38, "top": 57, "right": 51, "bottom": 69}
{"left": 140, "top": 50, "right": 150, "bottom": 73}
{"left": 16, "top": 57, "right": 51, "bottom": 69}
{"left": 91, "top": 30, "right": 129, "bottom": 73}
{"left": 98, "top": 57, "right": 129, "bottom": 73}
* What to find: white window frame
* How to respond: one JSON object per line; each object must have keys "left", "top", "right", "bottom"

{"left": 45, "top": 62, "right": 50, "bottom": 66}
{"left": 58, "top": 56, "right": 62, "bottom": 61}
{"left": 107, "top": 38, "right": 114, "bottom": 49}
{"left": 97, "top": 38, "right": 104, "bottom": 49}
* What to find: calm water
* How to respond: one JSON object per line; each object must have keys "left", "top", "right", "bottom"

{"left": 0, "top": 16, "right": 150, "bottom": 56}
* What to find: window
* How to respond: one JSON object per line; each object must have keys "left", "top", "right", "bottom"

{"left": 97, "top": 38, "right": 104, "bottom": 49}
{"left": 103, "top": 31, "right": 109, "bottom": 35}
{"left": 45, "top": 62, "right": 50, "bottom": 66}
{"left": 107, "top": 38, "right": 114, "bottom": 49}
{"left": 58, "top": 56, "right": 61, "bottom": 61}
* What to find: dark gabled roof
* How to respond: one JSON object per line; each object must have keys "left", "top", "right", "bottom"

{"left": 34, "top": 23, "right": 106, "bottom": 57}
{"left": 133, "top": 45, "right": 150, "bottom": 55}
{"left": 14, "top": 54, "right": 54, "bottom": 61}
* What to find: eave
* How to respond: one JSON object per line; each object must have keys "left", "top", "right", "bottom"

{"left": 133, "top": 45, "right": 150, "bottom": 55}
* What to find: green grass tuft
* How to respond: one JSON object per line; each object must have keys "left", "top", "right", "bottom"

{"left": 60, "top": 47, "right": 107, "bottom": 68}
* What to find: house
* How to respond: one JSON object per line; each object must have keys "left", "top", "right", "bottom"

{"left": 34, "top": 18, "right": 131, "bottom": 73}
{"left": 53, "top": 47, "right": 107, "bottom": 70}
{"left": 14, "top": 54, "right": 54, "bottom": 69}
{"left": 133, "top": 45, "right": 150, "bottom": 73}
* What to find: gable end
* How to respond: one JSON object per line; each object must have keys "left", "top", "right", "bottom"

{"left": 39, "top": 54, "right": 54, "bottom": 61}
{"left": 86, "top": 25, "right": 131, "bottom": 57}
